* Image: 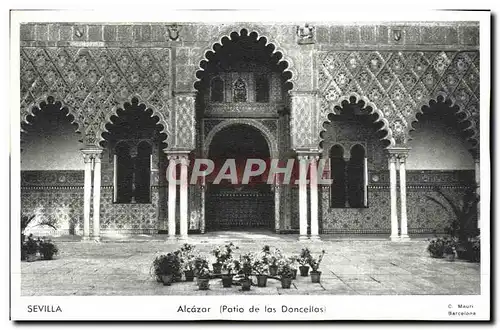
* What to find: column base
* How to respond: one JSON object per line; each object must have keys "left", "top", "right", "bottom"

{"left": 309, "top": 235, "right": 321, "bottom": 241}
{"left": 299, "top": 235, "right": 309, "bottom": 241}
{"left": 399, "top": 235, "right": 410, "bottom": 242}
{"left": 390, "top": 235, "right": 400, "bottom": 242}
{"left": 166, "top": 235, "right": 177, "bottom": 242}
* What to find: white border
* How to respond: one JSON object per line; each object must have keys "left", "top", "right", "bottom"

{"left": 9, "top": 9, "right": 491, "bottom": 321}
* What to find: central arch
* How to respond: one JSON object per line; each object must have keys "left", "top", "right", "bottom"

{"left": 205, "top": 123, "right": 275, "bottom": 231}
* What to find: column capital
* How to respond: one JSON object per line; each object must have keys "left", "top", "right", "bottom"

{"left": 81, "top": 147, "right": 103, "bottom": 162}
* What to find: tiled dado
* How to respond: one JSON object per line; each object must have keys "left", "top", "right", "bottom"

{"left": 368, "top": 170, "right": 475, "bottom": 186}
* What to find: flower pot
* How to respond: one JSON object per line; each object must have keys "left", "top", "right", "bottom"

{"left": 310, "top": 271, "right": 322, "bottom": 283}
{"left": 161, "top": 274, "right": 174, "bottom": 286}
{"left": 197, "top": 278, "right": 210, "bottom": 290}
{"left": 212, "top": 263, "right": 222, "bottom": 274}
{"left": 173, "top": 273, "right": 182, "bottom": 282}
{"left": 241, "top": 278, "right": 252, "bottom": 291}
{"left": 269, "top": 265, "right": 278, "bottom": 277}
{"left": 299, "top": 265, "right": 309, "bottom": 277}
{"left": 256, "top": 275, "right": 268, "bottom": 287}
{"left": 444, "top": 253, "right": 455, "bottom": 262}
{"left": 221, "top": 274, "right": 233, "bottom": 288}
{"left": 291, "top": 268, "right": 297, "bottom": 280}
{"left": 281, "top": 277, "right": 293, "bottom": 289}
{"left": 193, "top": 268, "right": 200, "bottom": 278}
{"left": 184, "top": 270, "right": 195, "bottom": 282}
{"left": 41, "top": 252, "right": 55, "bottom": 260}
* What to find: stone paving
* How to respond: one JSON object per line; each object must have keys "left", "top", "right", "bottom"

{"left": 20, "top": 231, "right": 481, "bottom": 296}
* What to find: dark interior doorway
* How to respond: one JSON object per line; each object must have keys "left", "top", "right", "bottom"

{"left": 206, "top": 124, "right": 274, "bottom": 230}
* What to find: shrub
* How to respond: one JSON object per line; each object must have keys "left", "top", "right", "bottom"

{"left": 39, "top": 239, "right": 59, "bottom": 260}
{"left": 212, "top": 242, "right": 238, "bottom": 264}
{"left": 309, "top": 250, "right": 326, "bottom": 272}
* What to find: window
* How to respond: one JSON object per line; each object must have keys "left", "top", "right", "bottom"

{"left": 210, "top": 77, "right": 224, "bottom": 102}
{"left": 329, "top": 144, "right": 367, "bottom": 208}
{"left": 347, "top": 144, "right": 366, "bottom": 208}
{"left": 114, "top": 141, "right": 152, "bottom": 204}
{"left": 255, "top": 75, "right": 270, "bottom": 102}
{"left": 330, "top": 145, "right": 346, "bottom": 207}
{"left": 233, "top": 78, "right": 247, "bottom": 102}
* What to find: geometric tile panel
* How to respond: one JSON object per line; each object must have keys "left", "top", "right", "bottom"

{"left": 21, "top": 188, "right": 84, "bottom": 236}
{"left": 318, "top": 51, "right": 480, "bottom": 148}
{"left": 20, "top": 47, "right": 173, "bottom": 147}
{"left": 99, "top": 188, "right": 159, "bottom": 233}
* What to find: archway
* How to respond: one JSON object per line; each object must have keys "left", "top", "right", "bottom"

{"left": 205, "top": 124, "right": 274, "bottom": 231}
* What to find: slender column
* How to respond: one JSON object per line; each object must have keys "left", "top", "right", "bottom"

{"left": 92, "top": 151, "right": 103, "bottom": 240}
{"left": 179, "top": 154, "right": 189, "bottom": 239}
{"left": 167, "top": 155, "right": 177, "bottom": 238}
{"left": 388, "top": 154, "right": 399, "bottom": 241}
{"left": 475, "top": 158, "right": 480, "bottom": 229}
{"left": 274, "top": 184, "right": 281, "bottom": 233}
{"left": 399, "top": 153, "right": 409, "bottom": 241}
{"left": 298, "top": 154, "right": 309, "bottom": 240}
{"left": 200, "top": 183, "right": 206, "bottom": 234}
{"left": 310, "top": 155, "right": 320, "bottom": 240}
{"left": 81, "top": 151, "right": 93, "bottom": 240}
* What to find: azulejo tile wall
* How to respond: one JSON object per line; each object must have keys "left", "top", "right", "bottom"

{"left": 21, "top": 171, "right": 84, "bottom": 236}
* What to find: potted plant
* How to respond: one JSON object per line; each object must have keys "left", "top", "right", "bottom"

{"left": 239, "top": 253, "right": 254, "bottom": 291}
{"left": 221, "top": 258, "right": 240, "bottom": 288}
{"left": 309, "top": 250, "right": 326, "bottom": 283}
{"left": 288, "top": 256, "right": 298, "bottom": 279}
{"left": 443, "top": 241, "right": 456, "bottom": 262}
{"left": 261, "top": 245, "right": 282, "bottom": 276}
{"left": 426, "top": 187, "right": 479, "bottom": 260}
{"left": 179, "top": 243, "right": 196, "bottom": 281}
{"left": 427, "top": 237, "right": 445, "bottom": 258}
{"left": 193, "top": 256, "right": 206, "bottom": 278}
{"left": 277, "top": 258, "right": 294, "bottom": 289}
{"left": 152, "top": 253, "right": 180, "bottom": 286}
{"left": 298, "top": 248, "right": 312, "bottom": 276}
{"left": 253, "top": 258, "right": 270, "bottom": 287}
{"left": 470, "top": 235, "right": 480, "bottom": 262}
{"left": 212, "top": 242, "right": 238, "bottom": 274}
{"left": 39, "top": 239, "right": 59, "bottom": 260}
{"left": 24, "top": 234, "right": 39, "bottom": 262}
{"left": 197, "top": 262, "right": 211, "bottom": 290}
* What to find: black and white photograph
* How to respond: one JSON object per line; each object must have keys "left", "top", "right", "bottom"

{"left": 9, "top": 7, "right": 491, "bottom": 321}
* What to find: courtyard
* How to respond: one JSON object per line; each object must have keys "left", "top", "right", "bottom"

{"left": 20, "top": 232, "right": 481, "bottom": 296}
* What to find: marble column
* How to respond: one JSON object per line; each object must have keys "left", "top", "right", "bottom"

{"left": 298, "top": 154, "right": 309, "bottom": 240}
{"left": 398, "top": 153, "right": 409, "bottom": 241}
{"left": 82, "top": 152, "right": 93, "bottom": 240}
{"left": 309, "top": 155, "right": 320, "bottom": 240}
{"left": 91, "top": 150, "right": 103, "bottom": 240}
{"left": 475, "top": 157, "right": 480, "bottom": 229}
{"left": 388, "top": 154, "right": 399, "bottom": 241}
{"left": 179, "top": 154, "right": 189, "bottom": 239}
{"left": 167, "top": 155, "right": 177, "bottom": 238}
{"left": 274, "top": 184, "right": 281, "bottom": 233}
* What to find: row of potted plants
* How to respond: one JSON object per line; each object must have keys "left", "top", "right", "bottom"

{"left": 427, "top": 235, "right": 480, "bottom": 262}
{"left": 150, "top": 243, "right": 327, "bottom": 291}
{"left": 21, "top": 234, "right": 59, "bottom": 262}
